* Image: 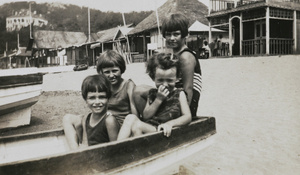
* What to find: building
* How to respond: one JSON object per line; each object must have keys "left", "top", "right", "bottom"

{"left": 128, "top": 0, "right": 215, "bottom": 59}
{"left": 207, "top": 0, "right": 300, "bottom": 56}
{"left": 6, "top": 10, "right": 48, "bottom": 32}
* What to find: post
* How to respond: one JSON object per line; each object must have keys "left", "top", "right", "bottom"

{"left": 88, "top": 7, "right": 91, "bottom": 43}
{"left": 29, "top": 2, "right": 32, "bottom": 39}
{"left": 240, "top": 12, "right": 243, "bottom": 56}
{"left": 266, "top": 7, "right": 270, "bottom": 55}
{"left": 293, "top": 10, "right": 297, "bottom": 53}
{"left": 229, "top": 16, "right": 232, "bottom": 56}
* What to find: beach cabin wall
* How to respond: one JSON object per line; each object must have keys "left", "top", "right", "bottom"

{"left": 207, "top": 0, "right": 300, "bottom": 56}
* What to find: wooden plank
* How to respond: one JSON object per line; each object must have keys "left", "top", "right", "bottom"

{"left": 0, "top": 117, "right": 216, "bottom": 175}
{"left": 0, "top": 96, "right": 39, "bottom": 116}
{"left": 0, "top": 73, "right": 43, "bottom": 89}
{"left": 0, "top": 107, "right": 31, "bottom": 129}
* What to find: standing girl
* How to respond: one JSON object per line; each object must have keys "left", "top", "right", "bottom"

{"left": 134, "top": 13, "right": 202, "bottom": 118}
{"left": 118, "top": 53, "right": 191, "bottom": 139}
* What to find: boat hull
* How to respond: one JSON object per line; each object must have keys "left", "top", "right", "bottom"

{"left": 0, "top": 117, "right": 216, "bottom": 175}
{"left": 0, "top": 68, "right": 43, "bottom": 129}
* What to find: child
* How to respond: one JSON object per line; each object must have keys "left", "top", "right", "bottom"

{"left": 118, "top": 53, "right": 191, "bottom": 139}
{"left": 63, "top": 74, "right": 119, "bottom": 150}
{"left": 96, "top": 50, "right": 138, "bottom": 125}
{"left": 134, "top": 13, "right": 202, "bottom": 118}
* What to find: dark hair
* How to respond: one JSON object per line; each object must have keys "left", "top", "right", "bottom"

{"left": 162, "top": 13, "right": 189, "bottom": 38}
{"left": 146, "top": 52, "right": 180, "bottom": 80}
{"left": 81, "top": 74, "right": 111, "bottom": 100}
{"left": 96, "top": 50, "right": 126, "bottom": 74}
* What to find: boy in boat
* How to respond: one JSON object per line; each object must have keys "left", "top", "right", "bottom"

{"left": 117, "top": 53, "right": 192, "bottom": 139}
{"left": 63, "top": 74, "right": 119, "bottom": 149}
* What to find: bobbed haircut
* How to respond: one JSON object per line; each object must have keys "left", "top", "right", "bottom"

{"left": 162, "top": 13, "right": 189, "bottom": 38}
{"left": 96, "top": 50, "right": 126, "bottom": 74}
{"left": 146, "top": 52, "right": 180, "bottom": 81}
{"left": 81, "top": 74, "right": 112, "bottom": 101}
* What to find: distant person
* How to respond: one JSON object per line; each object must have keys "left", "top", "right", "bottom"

{"left": 133, "top": 13, "right": 202, "bottom": 118}
{"left": 117, "top": 53, "right": 191, "bottom": 139}
{"left": 63, "top": 74, "right": 119, "bottom": 149}
{"left": 202, "top": 41, "right": 210, "bottom": 58}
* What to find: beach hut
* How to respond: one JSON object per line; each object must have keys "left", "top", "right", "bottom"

{"left": 33, "top": 30, "right": 88, "bottom": 66}
{"left": 91, "top": 25, "right": 134, "bottom": 63}
{"left": 207, "top": 0, "right": 300, "bottom": 56}
{"left": 128, "top": 0, "right": 209, "bottom": 59}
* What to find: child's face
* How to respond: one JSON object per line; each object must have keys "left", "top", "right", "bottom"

{"left": 101, "top": 66, "right": 122, "bottom": 86}
{"left": 165, "top": 30, "right": 185, "bottom": 50}
{"left": 154, "top": 67, "right": 177, "bottom": 92}
{"left": 86, "top": 91, "right": 108, "bottom": 114}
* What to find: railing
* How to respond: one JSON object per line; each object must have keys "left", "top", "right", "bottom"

{"left": 210, "top": 0, "right": 300, "bottom": 13}
{"left": 270, "top": 38, "right": 293, "bottom": 54}
{"left": 242, "top": 38, "right": 293, "bottom": 55}
{"left": 242, "top": 39, "right": 266, "bottom": 55}
{"left": 210, "top": 0, "right": 265, "bottom": 13}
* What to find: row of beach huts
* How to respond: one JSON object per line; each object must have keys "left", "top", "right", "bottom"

{"left": 1, "top": 0, "right": 300, "bottom": 69}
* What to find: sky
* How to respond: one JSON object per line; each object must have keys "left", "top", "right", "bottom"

{"left": 0, "top": 0, "right": 209, "bottom": 13}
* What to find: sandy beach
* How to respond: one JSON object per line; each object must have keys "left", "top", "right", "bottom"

{"left": 1, "top": 55, "right": 299, "bottom": 174}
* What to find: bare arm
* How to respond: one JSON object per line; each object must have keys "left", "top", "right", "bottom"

{"left": 180, "top": 52, "right": 196, "bottom": 105}
{"left": 143, "top": 85, "right": 169, "bottom": 120}
{"left": 158, "top": 91, "right": 192, "bottom": 137}
{"left": 127, "top": 80, "right": 139, "bottom": 117}
{"left": 62, "top": 114, "right": 84, "bottom": 150}
{"left": 105, "top": 115, "right": 120, "bottom": 141}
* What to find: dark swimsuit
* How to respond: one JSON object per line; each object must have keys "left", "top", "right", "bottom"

{"left": 176, "top": 48, "right": 202, "bottom": 117}
{"left": 86, "top": 113, "right": 109, "bottom": 146}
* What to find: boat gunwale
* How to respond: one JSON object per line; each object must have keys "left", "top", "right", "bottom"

{"left": 0, "top": 116, "right": 216, "bottom": 174}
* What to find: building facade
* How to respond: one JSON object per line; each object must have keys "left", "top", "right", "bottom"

{"left": 6, "top": 10, "right": 48, "bottom": 32}
{"left": 207, "top": 0, "right": 300, "bottom": 56}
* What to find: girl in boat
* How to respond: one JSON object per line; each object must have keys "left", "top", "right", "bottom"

{"left": 63, "top": 50, "right": 138, "bottom": 149}
{"left": 118, "top": 53, "right": 191, "bottom": 139}
{"left": 63, "top": 74, "right": 119, "bottom": 149}
{"left": 134, "top": 13, "right": 202, "bottom": 118}
{"left": 96, "top": 50, "right": 138, "bottom": 126}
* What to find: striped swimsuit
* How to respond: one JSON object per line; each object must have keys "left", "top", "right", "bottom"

{"left": 176, "top": 48, "right": 202, "bottom": 117}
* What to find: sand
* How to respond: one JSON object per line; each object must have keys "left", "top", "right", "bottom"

{"left": 1, "top": 55, "right": 299, "bottom": 174}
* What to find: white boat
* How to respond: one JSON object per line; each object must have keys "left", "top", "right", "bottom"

{"left": 0, "top": 117, "right": 216, "bottom": 175}
{"left": 0, "top": 68, "right": 43, "bottom": 129}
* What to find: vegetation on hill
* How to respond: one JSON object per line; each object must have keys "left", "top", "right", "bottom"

{"left": 0, "top": 2, "right": 151, "bottom": 53}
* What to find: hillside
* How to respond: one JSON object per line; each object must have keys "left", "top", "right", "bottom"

{"left": 0, "top": 2, "right": 151, "bottom": 52}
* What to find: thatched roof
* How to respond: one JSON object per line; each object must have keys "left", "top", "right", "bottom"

{"left": 97, "top": 25, "right": 133, "bottom": 43}
{"left": 96, "top": 27, "right": 119, "bottom": 43}
{"left": 128, "top": 0, "right": 208, "bottom": 35}
{"left": 33, "top": 30, "right": 88, "bottom": 49}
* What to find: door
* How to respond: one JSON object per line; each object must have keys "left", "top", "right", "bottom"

{"left": 254, "top": 20, "right": 266, "bottom": 54}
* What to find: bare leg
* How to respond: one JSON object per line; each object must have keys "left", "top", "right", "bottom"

{"left": 132, "top": 120, "right": 156, "bottom": 137}
{"left": 117, "top": 114, "right": 139, "bottom": 140}
{"left": 133, "top": 85, "right": 153, "bottom": 115}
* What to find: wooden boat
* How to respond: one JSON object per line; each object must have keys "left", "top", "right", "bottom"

{"left": 0, "top": 117, "right": 216, "bottom": 175}
{"left": 73, "top": 64, "right": 88, "bottom": 71}
{"left": 0, "top": 68, "right": 43, "bottom": 129}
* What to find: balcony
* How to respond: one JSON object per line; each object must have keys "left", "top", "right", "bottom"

{"left": 210, "top": 0, "right": 300, "bottom": 13}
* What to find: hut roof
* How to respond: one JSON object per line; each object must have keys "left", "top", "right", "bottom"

{"left": 97, "top": 25, "right": 133, "bottom": 43}
{"left": 96, "top": 27, "right": 119, "bottom": 43}
{"left": 128, "top": 0, "right": 208, "bottom": 35}
{"left": 33, "top": 30, "right": 88, "bottom": 49}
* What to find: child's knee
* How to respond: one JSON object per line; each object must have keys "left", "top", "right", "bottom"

{"left": 123, "top": 114, "right": 138, "bottom": 124}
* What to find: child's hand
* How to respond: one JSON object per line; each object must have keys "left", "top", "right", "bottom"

{"left": 157, "top": 123, "right": 172, "bottom": 137}
{"left": 156, "top": 85, "right": 169, "bottom": 101}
